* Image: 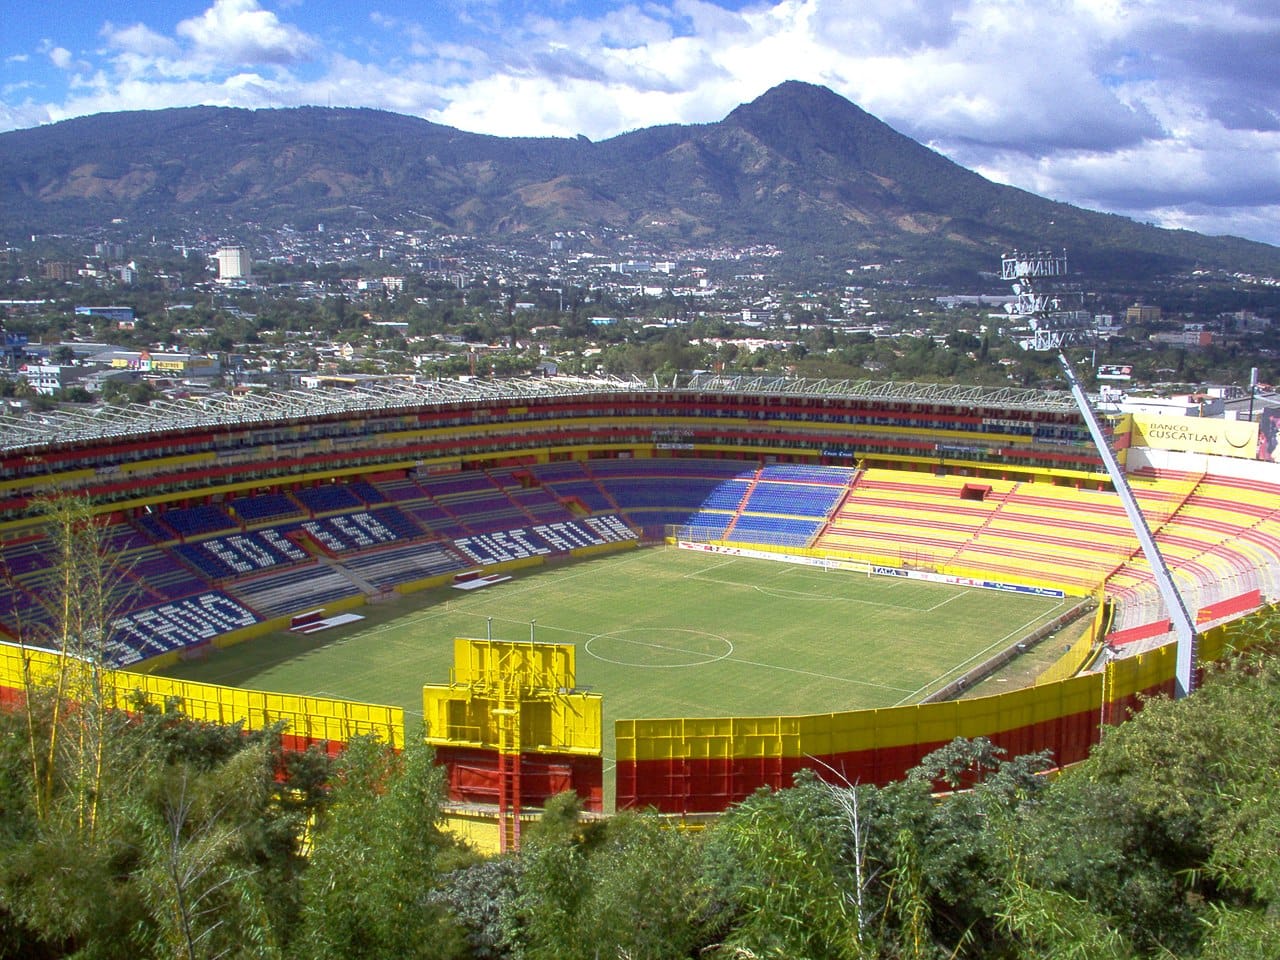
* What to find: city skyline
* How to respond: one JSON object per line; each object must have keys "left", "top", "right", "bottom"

{"left": 3, "top": 0, "right": 1278, "bottom": 247}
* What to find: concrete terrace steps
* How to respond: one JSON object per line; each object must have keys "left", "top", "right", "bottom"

{"left": 817, "top": 472, "right": 1141, "bottom": 592}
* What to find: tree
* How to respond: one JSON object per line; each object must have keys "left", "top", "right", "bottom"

{"left": 702, "top": 776, "right": 872, "bottom": 959}
{"left": 9, "top": 495, "right": 137, "bottom": 834}
{"left": 134, "top": 744, "right": 283, "bottom": 960}
{"left": 509, "top": 795, "right": 707, "bottom": 960}
{"left": 0, "top": 680, "right": 309, "bottom": 959}
{"left": 997, "top": 861, "right": 1135, "bottom": 960}
{"left": 101, "top": 378, "right": 158, "bottom": 406}
{"left": 294, "top": 732, "right": 471, "bottom": 960}
{"left": 0, "top": 489, "right": 325, "bottom": 957}
{"left": 1004, "top": 645, "right": 1280, "bottom": 957}
{"left": 432, "top": 856, "right": 523, "bottom": 960}
{"left": 571, "top": 812, "right": 706, "bottom": 960}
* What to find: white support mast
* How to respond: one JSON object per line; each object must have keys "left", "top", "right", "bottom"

{"left": 1003, "top": 249, "right": 1199, "bottom": 696}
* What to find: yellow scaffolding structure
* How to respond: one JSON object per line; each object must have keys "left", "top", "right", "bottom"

{"left": 423, "top": 637, "right": 601, "bottom": 850}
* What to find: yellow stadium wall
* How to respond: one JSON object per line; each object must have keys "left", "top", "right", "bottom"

{"left": 614, "top": 609, "right": 1264, "bottom": 815}
{"left": 0, "top": 608, "right": 1269, "bottom": 816}
{"left": 0, "top": 641, "right": 403, "bottom": 753}
{"left": 1037, "top": 598, "right": 1110, "bottom": 685}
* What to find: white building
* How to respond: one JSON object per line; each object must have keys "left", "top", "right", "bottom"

{"left": 214, "top": 246, "right": 253, "bottom": 281}
{"left": 1112, "top": 393, "right": 1226, "bottom": 418}
{"left": 19, "top": 363, "right": 73, "bottom": 395}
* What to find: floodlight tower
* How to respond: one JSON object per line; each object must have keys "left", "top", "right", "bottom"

{"left": 1003, "top": 249, "right": 1199, "bottom": 697}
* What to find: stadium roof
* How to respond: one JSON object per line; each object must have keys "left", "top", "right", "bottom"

{"left": 0, "top": 374, "right": 1079, "bottom": 454}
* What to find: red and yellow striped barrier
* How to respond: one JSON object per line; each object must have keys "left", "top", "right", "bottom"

{"left": 0, "top": 642, "right": 403, "bottom": 753}
{"left": 614, "top": 615, "right": 1256, "bottom": 814}
{"left": 1, "top": 606, "right": 1265, "bottom": 816}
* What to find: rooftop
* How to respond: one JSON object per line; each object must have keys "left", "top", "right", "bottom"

{"left": 0, "top": 373, "right": 1079, "bottom": 454}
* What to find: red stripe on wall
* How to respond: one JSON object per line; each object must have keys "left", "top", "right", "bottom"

{"left": 0, "top": 683, "right": 25, "bottom": 709}
{"left": 0, "top": 671, "right": 1176, "bottom": 817}
{"left": 1107, "top": 619, "right": 1172, "bottom": 646}
{"left": 434, "top": 745, "right": 603, "bottom": 812}
{"left": 1196, "top": 589, "right": 1262, "bottom": 624}
{"left": 617, "top": 681, "right": 1172, "bottom": 814}
{"left": 278, "top": 733, "right": 347, "bottom": 757}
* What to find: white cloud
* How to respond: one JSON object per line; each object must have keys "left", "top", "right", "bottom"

{"left": 47, "top": 46, "right": 74, "bottom": 70}
{"left": 102, "top": 22, "right": 181, "bottom": 59}
{"left": 1138, "top": 204, "right": 1280, "bottom": 244}
{"left": 972, "top": 127, "right": 1280, "bottom": 212}
{"left": 43, "top": 72, "right": 296, "bottom": 123}
{"left": 175, "top": 0, "right": 318, "bottom": 68}
{"left": 0, "top": 98, "right": 45, "bottom": 131}
{"left": 3, "top": 0, "right": 1279, "bottom": 246}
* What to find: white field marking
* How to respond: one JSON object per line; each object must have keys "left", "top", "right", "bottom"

{"left": 356, "top": 594, "right": 508, "bottom": 637}
{"left": 704, "top": 555, "right": 1056, "bottom": 617}
{"left": 255, "top": 550, "right": 1047, "bottom": 703}
{"left": 682, "top": 556, "right": 937, "bottom": 610}
{"left": 756, "top": 572, "right": 1053, "bottom": 618}
{"left": 465, "top": 613, "right": 598, "bottom": 640}
{"left": 750, "top": 583, "right": 915, "bottom": 608}
{"left": 685, "top": 575, "right": 919, "bottom": 611}
{"left": 596, "top": 630, "right": 918, "bottom": 691}
{"left": 682, "top": 556, "right": 741, "bottom": 577}
{"left": 584, "top": 629, "right": 734, "bottom": 668}
{"left": 768, "top": 564, "right": 1006, "bottom": 615}
{"left": 361, "top": 605, "right": 911, "bottom": 711}
{"left": 356, "top": 549, "right": 652, "bottom": 637}
{"left": 924, "top": 589, "right": 972, "bottom": 613}
{"left": 495, "top": 548, "right": 652, "bottom": 600}
{"left": 724, "top": 652, "right": 918, "bottom": 693}
{"left": 453, "top": 613, "right": 917, "bottom": 693}
{"left": 163, "top": 551, "right": 671, "bottom": 688}
{"left": 891, "top": 600, "right": 1070, "bottom": 706}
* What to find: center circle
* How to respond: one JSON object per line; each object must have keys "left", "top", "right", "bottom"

{"left": 584, "top": 628, "right": 734, "bottom": 668}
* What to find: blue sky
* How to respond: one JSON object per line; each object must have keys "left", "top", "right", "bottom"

{"left": 3, "top": 0, "right": 1279, "bottom": 246}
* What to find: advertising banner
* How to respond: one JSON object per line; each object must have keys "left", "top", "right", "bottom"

{"left": 1130, "top": 413, "right": 1258, "bottom": 459}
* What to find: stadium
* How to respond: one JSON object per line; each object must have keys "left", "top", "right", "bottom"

{"left": 0, "top": 373, "right": 1275, "bottom": 838}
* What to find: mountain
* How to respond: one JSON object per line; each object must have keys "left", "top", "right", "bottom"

{"left": 2, "top": 81, "right": 1277, "bottom": 281}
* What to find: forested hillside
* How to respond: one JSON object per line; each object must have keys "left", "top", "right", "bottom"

{"left": 5, "top": 82, "right": 1280, "bottom": 279}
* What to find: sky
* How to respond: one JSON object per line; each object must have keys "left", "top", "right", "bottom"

{"left": 2, "top": 0, "right": 1279, "bottom": 247}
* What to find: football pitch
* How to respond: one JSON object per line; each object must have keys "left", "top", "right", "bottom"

{"left": 158, "top": 546, "right": 1071, "bottom": 771}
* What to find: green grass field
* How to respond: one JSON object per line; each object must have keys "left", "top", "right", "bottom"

{"left": 158, "top": 546, "right": 1070, "bottom": 775}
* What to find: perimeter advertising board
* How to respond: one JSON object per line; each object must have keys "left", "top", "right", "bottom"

{"left": 1129, "top": 413, "right": 1258, "bottom": 459}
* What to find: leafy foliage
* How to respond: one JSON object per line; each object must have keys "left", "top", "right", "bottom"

{"left": 506, "top": 794, "right": 708, "bottom": 960}
{"left": 704, "top": 777, "right": 874, "bottom": 959}
{"left": 294, "top": 732, "right": 472, "bottom": 960}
